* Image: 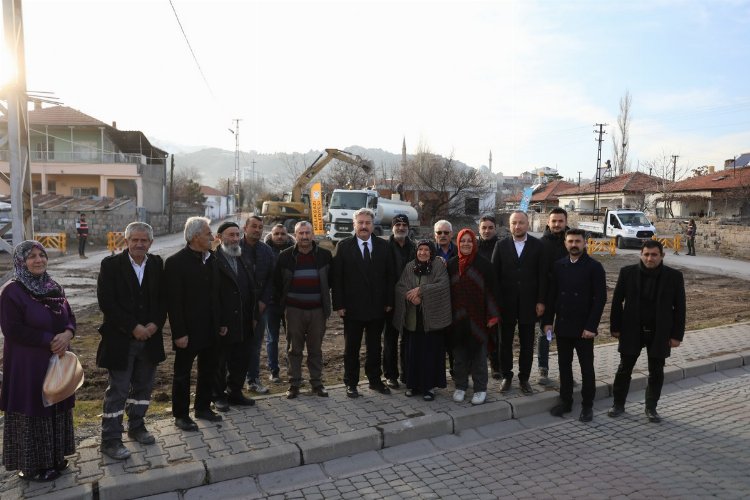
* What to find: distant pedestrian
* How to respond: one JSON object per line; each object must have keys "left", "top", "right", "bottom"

{"left": 609, "top": 240, "right": 686, "bottom": 423}
{"left": 165, "top": 217, "right": 223, "bottom": 431}
{"left": 492, "top": 210, "right": 548, "bottom": 395}
{"left": 383, "top": 213, "right": 416, "bottom": 388}
{"left": 544, "top": 229, "right": 606, "bottom": 422}
{"left": 97, "top": 222, "right": 166, "bottom": 460}
{"left": 332, "top": 208, "right": 394, "bottom": 398}
{"left": 273, "top": 221, "right": 332, "bottom": 399}
{"left": 393, "top": 240, "right": 451, "bottom": 401}
{"left": 537, "top": 208, "right": 569, "bottom": 385}
{"left": 76, "top": 213, "right": 89, "bottom": 259}
{"left": 448, "top": 229, "right": 499, "bottom": 406}
{"left": 213, "top": 222, "right": 256, "bottom": 412}
{"left": 686, "top": 219, "right": 697, "bottom": 256}
{"left": 240, "top": 215, "right": 275, "bottom": 394}
{"left": 264, "top": 223, "right": 295, "bottom": 383}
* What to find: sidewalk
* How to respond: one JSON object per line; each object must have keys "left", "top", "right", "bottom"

{"left": 2, "top": 322, "right": 749, "bottom": 500}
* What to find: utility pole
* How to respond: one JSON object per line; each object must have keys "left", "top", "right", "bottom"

{"left": 592, "top": 123, "right": 608, "bottom": 220}
{"left": 229, "top": 119, "right": 241, "bottom": 215}
{"left": 2, "top": 0, "right": 34, "bottom": 251}
{"left": 671, "top": 155, "right": 679, "bottom": 182}
{"left": 577, "top": 171, "right": 581, "bottom": 187}
{"left": 168, "top": 155, "right": 175, "bottom": 233}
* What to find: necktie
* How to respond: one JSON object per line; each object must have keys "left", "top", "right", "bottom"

{"left": 363, "top": 241, "right": 371, "bottom": 264}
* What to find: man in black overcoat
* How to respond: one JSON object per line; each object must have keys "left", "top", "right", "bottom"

{"left": 97, "top": 222, "right": 166, "bottom": 460}
{"left": 165, "top": 217, "right": 223, "bottom": 431}
{"left": 491, "top": 210, "right": 548, "bottom": 395}
{"left": 332, "top": 208, "right": 394, "bottom": 398}
{"left": 609, "top": 239, "right": 686, "bottom": 423}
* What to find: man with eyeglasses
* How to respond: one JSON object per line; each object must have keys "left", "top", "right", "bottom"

{"left": 383, "top": 214, "right": 416, "bottom": 388}
{"left": 433, "top": 220, "right": 456, "bottom": 262}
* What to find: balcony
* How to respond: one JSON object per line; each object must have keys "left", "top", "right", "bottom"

{"left": 0, "top": 149, "right": 148, "bottom": 164}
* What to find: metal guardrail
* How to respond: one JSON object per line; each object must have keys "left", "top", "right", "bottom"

{"left": 35, "top": 232, "right": 67, "bottom": 254}
{"left": 653, "top": 235, "right": 683, "bottom": 254}
{"left": 107, "top": 232, "right": 127, "bottom": 254}
{"left": 587, "top": 237, "right": 616, "bottom": 256}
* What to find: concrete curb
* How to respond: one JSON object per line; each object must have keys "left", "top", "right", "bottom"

{"left": 508, "top": 390, "right": 559, "bottom": 418}
{"left": 204, "top": 443, "right": 299, "bottom": 483}
{"left": 379, "top": 413, "right": 453, "bottom": 448}
{"left": 451, "top": 400, "right": 512, "bottom": 432}
{"left": 298, "top": 428, "right": 381, "bottom": 465}
{"left": 98, "top": 462, "right": 205, "bottom": 500}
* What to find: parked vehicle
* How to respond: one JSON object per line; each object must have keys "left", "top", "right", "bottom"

{"left": 325, "top": 189, "right": 419, "bottom": 242}
{"left": 577, "top": 209, "right": 656, "bottom": 249}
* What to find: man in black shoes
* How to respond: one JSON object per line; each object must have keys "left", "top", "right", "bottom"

{"left": 97, "top": 222, "right": 166, "bottom": 460}
{"left": 543, "top": 229, "right": 606, "bottom": 422}
{"left": 609, "top": 240, "right": 686, "bottom": 423}
{"left": 332, "top": 208, "right": 394, "bottom": 398}
{"left": 213, "top": 222, "right": 256, "bottom": 412}
{"left": 166, "top": 217, "right": 223, "bottom": 430}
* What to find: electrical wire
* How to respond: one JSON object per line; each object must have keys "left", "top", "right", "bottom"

{"left": 168, "top": 0, "right": 215, "bottom": 100}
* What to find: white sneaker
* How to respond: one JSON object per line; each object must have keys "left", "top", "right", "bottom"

{"left": 471, "top": 391, "right": 487, "bottom": 405}
{"left": 248, "top": 379, "right": 269, "bottom": 394}
{"left": 452, "top": 389, "right": 466, "bottom": 403}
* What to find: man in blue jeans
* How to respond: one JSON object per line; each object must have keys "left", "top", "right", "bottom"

{"left": 264, "top": 224, "right": 295, "bottom": 382}
{"left": 240, "top": 215, "right": 275, "bottom": 394}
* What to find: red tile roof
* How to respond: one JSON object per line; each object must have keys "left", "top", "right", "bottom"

{"left": 668, "top": 166, "right": 750, "bottom": 192}
{"left": 26, "top": 105, "right": 108, "bottom": 127}
{"left": 201, "top": 186, "right": 225, "bottom": 196}
{"left": 556, "top": 172, "right": 662, "bottom": 196}
{"left": 506, "top": 179, "right": 577, "bottom": 202}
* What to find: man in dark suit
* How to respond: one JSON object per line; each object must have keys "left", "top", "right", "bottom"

{"left": 543, "top": 229, "right": 607, "bottom": 422}
{"left": 166, "top": 217, "right": 223, "bottom": 431}
{"left": 97, "top": 222, "right": 166, "bottom": 460}
{"left": 213, "top": 221, "right": 256, "bottom": 411}
{"left": 491, "top": 210, "right": 548, "bottom": 395}
{"left": 332, "top": 208, "right": 394, "bottom": 398}
{"left": 609, "top": 240, "right": 686, "bottom": 423}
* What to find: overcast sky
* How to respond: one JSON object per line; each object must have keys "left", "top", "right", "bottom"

{"left": 3, "top": 0, "right": 749, "bottom": 180}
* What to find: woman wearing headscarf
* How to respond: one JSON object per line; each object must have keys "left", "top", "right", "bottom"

{"left": 447, "top": 228, "right": 499, "bottom": 405}
{"left": 0, "top": 241, "right": 76, "bottom": 482}
{"left": 392, "top": 240, "right": 451, "bottom": 401}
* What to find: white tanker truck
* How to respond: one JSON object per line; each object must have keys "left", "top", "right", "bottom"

{"left": 325, "top": 188, "right": 419, "bottom": 242}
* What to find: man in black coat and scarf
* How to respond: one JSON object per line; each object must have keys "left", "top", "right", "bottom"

{"left": 609, "top": 240, "right": 686, "bottom": 423}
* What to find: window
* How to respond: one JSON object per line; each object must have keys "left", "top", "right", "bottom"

{"left": 71, "top": 187, "right": 98, "bottom": 197}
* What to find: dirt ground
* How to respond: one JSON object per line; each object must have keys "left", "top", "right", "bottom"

{"left": 71, "top": 251, "right": 749, "bottom": 402}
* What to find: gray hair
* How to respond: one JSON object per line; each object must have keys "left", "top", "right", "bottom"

{"left": 434, "top": 219, "right": 452, "bottom": 232}
{"left": 352, "top": 208, "right": 375, "bottom": 221}
{"left": 124, "top": 222, "right": 154, "bottom": 240}
{"left": 184, "top": 216, "right": 210, "bottom": 243}
{"left": 294, "top": 220, "right": 313, "bottom": 233}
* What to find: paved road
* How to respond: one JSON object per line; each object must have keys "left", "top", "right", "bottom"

{"left": 183, "top": 369, "right": 750, "bottom": 499}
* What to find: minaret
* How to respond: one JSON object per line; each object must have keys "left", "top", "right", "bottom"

{"left": 489, "top": 150, "right": 493, "bottom": 173}
{"left": 401, "top": 137, "right": 407, "bottom": 168}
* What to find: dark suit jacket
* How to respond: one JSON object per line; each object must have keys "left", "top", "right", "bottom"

{"left": 332, "top": 235, "right": 394, "bottom": 321}
{"left": 610, "top": 263, "right": 686, "bottom": 358}
{"left": 165, "top": 245, "right": 221, "bottom": 352}
{"left": 543, "top": 252, "right": 607, "bottom": 338}
{"left": 216, "top": 247, "right": 255, "bottom": 344}
{"left": 491, "top": 235, "right": 548, "bottom": 324}
{"left": 96, "top": 250, "right": 167, "bottom": 369}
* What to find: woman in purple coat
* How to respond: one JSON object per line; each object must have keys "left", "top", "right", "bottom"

{"left": 0, "top": 241, "right": 76, "bottom": 482}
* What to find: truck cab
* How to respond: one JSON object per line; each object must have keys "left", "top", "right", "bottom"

{"left": 325, "top": 189, "right": 378, "bottom": 241}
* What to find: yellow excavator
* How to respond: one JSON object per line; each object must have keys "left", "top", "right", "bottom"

{"left": 261, "top": 148, "right": 373, "bottom": 231}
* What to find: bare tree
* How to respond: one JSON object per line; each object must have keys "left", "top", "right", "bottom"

{"left": 401, "top": 146, "right": 495, "bottom": 224}
{"left": 172, "top": 166, "right": 205, "bottom": 206}
{"left": 321, "top": 157, "right": 373, "bottom": 193}
{"left": 611, "top": 91, "right": 632, "bottom": 175}
{"left": 643, "top": 151, "right": 689, "bottom": 218}
{"left": 265, "top": 152, "right": 311, "bottom": 194}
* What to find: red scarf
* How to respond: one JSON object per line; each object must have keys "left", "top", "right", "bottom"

{"left": 457, "top": 228, "right": 477, "bottom": 277}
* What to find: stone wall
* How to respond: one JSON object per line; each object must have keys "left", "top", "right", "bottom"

{"left": 654, "top": 219, "right": 750, "bottom": 260}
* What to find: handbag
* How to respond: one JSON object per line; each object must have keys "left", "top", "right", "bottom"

{"left": 42, "top": 352, "right": 84, "bottom": 407}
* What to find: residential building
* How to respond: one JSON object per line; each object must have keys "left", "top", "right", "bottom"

{"left": 504, "top": 179, "right": 578, "bottom": 212}
{"left": 556, "top": 172, "right": 662, "bottom": 214}
{"left": 201, "top": 185, "right": 234, "bottom": 220}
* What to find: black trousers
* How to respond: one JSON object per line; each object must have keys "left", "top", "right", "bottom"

{"left": 78, "top": 236, "right": 87, "bottom": 256}
{"left": 500, "top": 319, "right": 535, "bottom": 381}
{"left": 214, "top": 331, "right": 253, "bottom": 398}
{"left": 556, "top": 336, "right": 595, "bottom": 409}
{"left": 613, "top": 352, "right": 666, "bottom": 410}
{"left": 172, "top": 343, "right": 218, "bottom": 418}
{"left": 343, "top": 317, "right": 385, "bottom": 387}
{"left": 382, "top": 312, "right": 401, "bottom": 381}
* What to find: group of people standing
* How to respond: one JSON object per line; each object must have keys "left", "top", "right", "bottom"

{"left": 0, "top": 205, "right": 687, "bottom": 482}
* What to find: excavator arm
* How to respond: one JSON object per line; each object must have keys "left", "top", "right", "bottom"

{"left": 289, "top": 148, "right": 373, "bottom": 203}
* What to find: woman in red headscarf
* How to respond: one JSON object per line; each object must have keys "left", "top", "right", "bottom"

{"left": 447, "top": 228, "right": 499, "bottom": 405}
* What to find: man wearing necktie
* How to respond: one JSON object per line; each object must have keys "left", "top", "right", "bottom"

{"left": 332, "top": 208, "right": 395, "bottom": 398}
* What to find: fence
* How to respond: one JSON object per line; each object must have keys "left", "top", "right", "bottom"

{"left": 107, "top": 232, "right": 127, "bottom": 254}
{"left": 35, "top": 232, "right": 67, "bottom": 254}
{"left": 587, "top": 237, "right": 616, "bottom": 256}
{"left": 652, "top": 235, "right": 683, "bottom": 254}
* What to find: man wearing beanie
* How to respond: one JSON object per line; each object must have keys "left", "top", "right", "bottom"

{"left": 383, "top": 214, "right": 416, "bottom": 388}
